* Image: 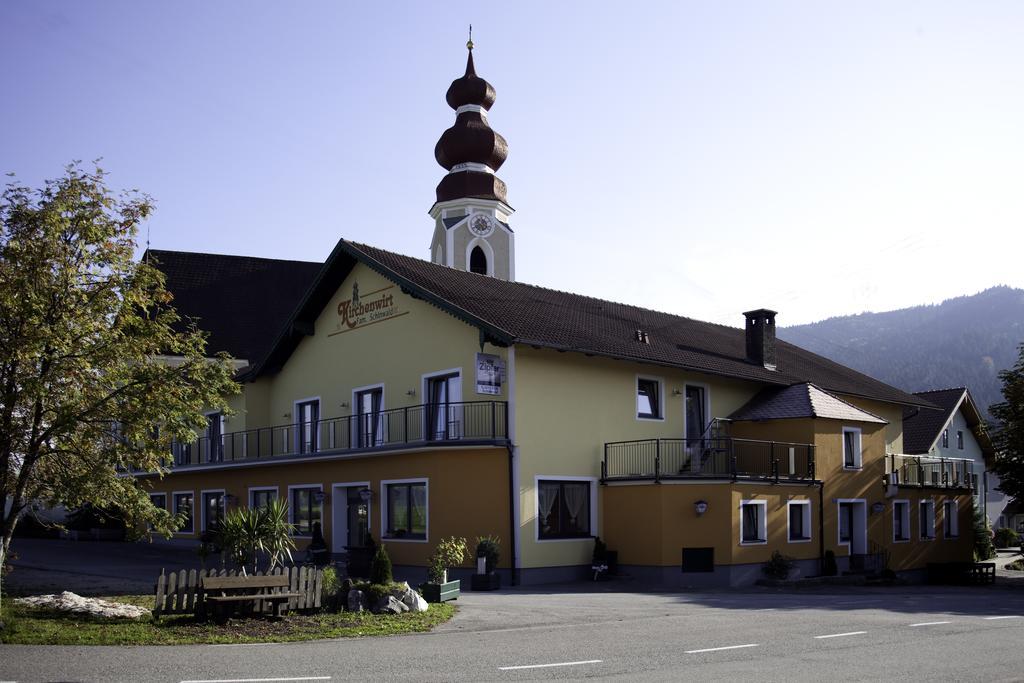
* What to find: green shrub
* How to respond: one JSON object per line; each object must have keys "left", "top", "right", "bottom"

{"left": 974, "top": 505, "right": 997, "bottom": 560}
{"left": 475, "top": 535, "right": 501, "bottom": 573}
{"left": 427, "top": 537, "right": 468, "bottom": 583}
{"left": 823, "top": 550, "right": 838, "bottom": 576}
{"left": 321, "top": 566, "right": 342, "bottom": 612}
{"left": 762, "top": 550, "right": 795, "bottom": 579}
{"left": 994, "top": 527, "right": 1020, "bottom": 548}
{"left": 370, "top": 543, "right": 393, "bottom": 585}
{"left": 352, "top": 580, "right": 404, "bottom": 606}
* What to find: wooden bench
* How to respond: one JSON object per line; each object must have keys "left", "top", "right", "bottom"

{"left": 201, "top": 574, "right": 303, "bottom": 621}
{"left": 927, "top": 562, "right": 996, "bottom": 586}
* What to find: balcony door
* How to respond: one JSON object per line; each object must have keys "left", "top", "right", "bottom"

{"left": 426, "top": 372, "right": 461, "bottom": 440}
{"left": 684, "top": 385, "right": 707, "bottom": 471}
{"left": 355, "top": 387, "right": 384, "bottom": 448}
{"left": 296, "top": 399, "right": 320, "bottom": 454}
{"left": 206, "top": 412, "right": 224, "bottom": 463}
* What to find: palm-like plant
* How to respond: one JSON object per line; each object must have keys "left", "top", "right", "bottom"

{"left": 216, "top": 499, "right": 296, "bottom": 574}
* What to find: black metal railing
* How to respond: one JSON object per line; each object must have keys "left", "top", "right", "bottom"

{"left": 169, "top": 401, "right": 508, "bottom": 467}
{"left": 601, "top": 437, "right": 815, "bottom": 482}
{"left": 887, "top": 454, "right": 974, "bottom": 490}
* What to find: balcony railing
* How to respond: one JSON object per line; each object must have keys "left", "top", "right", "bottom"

{"left": 169, "top": 401, "right": 508, "bottom": 467}
{"left": 887, "top": 453, "right": 974, "bottom": 490}
{"left": 602, "top": 438, "right": 815, "bottom": 483}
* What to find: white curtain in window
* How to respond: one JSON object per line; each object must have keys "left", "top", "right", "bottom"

{"left": 411, "top": 484, "right": 427, "bottom": 530}
{"left": 563, "top": 483, "right": 587, "bottom": 528}
{"left": 538, "top": 483, "right": 558, "bottom": 525}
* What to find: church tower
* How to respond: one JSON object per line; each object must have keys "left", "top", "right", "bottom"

{"left": 429, "top": 39, "right": 515, "bottom": 280}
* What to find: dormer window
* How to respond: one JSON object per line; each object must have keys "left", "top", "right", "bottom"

{"left": 470, "top": 246, "right": 488, "bottom": 274}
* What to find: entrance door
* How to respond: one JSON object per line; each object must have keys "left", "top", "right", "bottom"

{"left": 331, "top": 484, "right": 370, "bottom": 553}
{"left": 427, "top": 373, "right": 462, "bottom": 440}
{"left": 837, "top": 500, "right": 867, "bottom": 554}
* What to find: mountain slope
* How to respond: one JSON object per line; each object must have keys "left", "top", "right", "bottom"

{"left": 778, "top": 286, "right": 1024, "bottom": 420}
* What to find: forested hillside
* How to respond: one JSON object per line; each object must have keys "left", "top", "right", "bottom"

{"left": 779, "top": 286, "right": 1024, "bottom": 420}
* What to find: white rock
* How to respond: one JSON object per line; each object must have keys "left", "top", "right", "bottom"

{"left": 14, "top": 591, "right": 150, "bottom": 620}
{"left": 373, "top": 595, "right": 408, "bottom": 614}
{"left": 406, "top": 591, "right": 429, "bottom": 613}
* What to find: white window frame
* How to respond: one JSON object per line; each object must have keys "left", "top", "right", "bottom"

{"left": 635, "top": 374, "right": 665, "bottom": 421}
{"left": 920, "top": 499, "right": 936, "bottom": 541}
{"left": 248, "top": 486, "right": 279, "bottom": 509}
{"left": 380, "top": 478, "right": 429, "bottom": 544}
{"left": 739, "top": 499, "right": 768, "bottom": 546}
{"left": 534, "top": 475, "right": 598, "bottom": 543}
{"left": 172, "top": 490, "right": 195, "bottom": 535}
{"left": 842, "top": 426, "right": 863, "bottom": 470}
{"left": 786, "top": 500, "right": 812, "bottom": 543}
{"left": 287, "top": 483, "right": 324, "bottom": 538}
{"left": 199, "top": 488, "right": 226, "bottom": 534}
{"left": 944, "top": 500, "right": 959, "bottom": 539}
{"left": 892, "top": 499, "right": 911, "bottom": 543}
{"left": 293, "top": 396, "right": 322, "bottom": 454}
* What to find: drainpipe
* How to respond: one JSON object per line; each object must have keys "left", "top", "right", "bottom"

{"left": 818, "top": 479, "right": 826, "bottom": 576}
{"left": 507, "top": 443, "right": 518, "bottom": 586}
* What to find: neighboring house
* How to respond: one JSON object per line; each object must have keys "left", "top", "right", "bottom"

{"left": 902, "top": 388, "right": 1003, "bottom": 526}
{"left": 133, "top": 45, "right": 977, "bottom": 586}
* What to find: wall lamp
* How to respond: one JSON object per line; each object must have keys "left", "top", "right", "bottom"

{"left": 406, "top": 389, "right": 416, "bottom": 397}
{"left": 694, "top": 500, "right": 709, "bottom": 516}
{"left": 672, "top": 389, "right": 683, "bottom": 396}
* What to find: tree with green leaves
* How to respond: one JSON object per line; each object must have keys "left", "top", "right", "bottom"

{"left": 0, "top": 164, "right": 238, "bottom": 613}
{"left": 991, "top": 342, "right": 1024, "bottom": 506}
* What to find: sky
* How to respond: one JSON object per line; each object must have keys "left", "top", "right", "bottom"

{"left": 2, "top": 1, "right": 1022, "bottom": 326}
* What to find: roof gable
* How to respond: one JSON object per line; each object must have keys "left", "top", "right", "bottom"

{"left": 729, "top": 383, "right": 888, "bottom": 423}
{"left": 904, "top": 387, "right": 995, "bottom": 457}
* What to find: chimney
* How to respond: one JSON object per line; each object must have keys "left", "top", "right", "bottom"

{"left": 743, "top": 309, "right": 778, "bottom": 371}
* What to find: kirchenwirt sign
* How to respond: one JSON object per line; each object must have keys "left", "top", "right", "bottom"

{"left": 329, "top": 282, "right": 407, "bottom": 336}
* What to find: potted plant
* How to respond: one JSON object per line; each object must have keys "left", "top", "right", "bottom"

{"left": 470, "top": 535, "right": 501, "bottom": 590}
{"left": 420, "top": 536, "right": 467, "bottom": 602}
{"left": 591, "top": 536, "right": 617, "bottom": 580}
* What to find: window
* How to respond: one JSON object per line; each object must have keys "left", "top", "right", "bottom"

{"left": 842, "top": 427, "right": 862, "bottom": 469}
{"left": 942, "top": 429, "right": 949, "bottom": 448}
{"left": 201, "top": 491, "right": 225, "bottom": 533}
{"left": 740, "top": 500, "right": 767, "bottom": 544}
{"left": 205, "top": 412, "right": 224, "bottom": 463}
{"left": 957, "top": 430, "right": 964, "bottom": 450}
{"left": 893, "top": 501, "right": 910, "bottom": 542}
{"left": 944, "top": 500, "right": 959, "bottom": 538}
{"left": 538, "top": 480, "right": 592, "bottom": 539}
{"left": 290, "top": 486, "right": 322, "bottom": 536}
{"left": 149, "top": 493, "right": 167, "bottom": 510}
{"left": 173, "top": 440, "right": 193, "bottom": 466}
{"left": 250, "top": 487, "right": 277, "bottom": 510}
{"left": 296, "top": 399, "right": 320, "bottom": 454}
{"left": 384, "top": 481, "right": 427, "bottom": 540}
{"left": 426, "top": 373, "right": 461, "bottom": 440}
{"left": 787, "top": 501, "right": 811, "bottom": 542}
{"left": 470, "top": 246, "right": 488, "bottom": 275}
{"left": 920, "top": 500, "right": 936, "bottom": 540}
{"left": 636, "top": 378, "right": 661, "bottom": 419}
{"left": 173, "top": 492, "right": 194, "bottom": 533}
{"left": 355, "top": 387, "right": 384, "bottom": 448}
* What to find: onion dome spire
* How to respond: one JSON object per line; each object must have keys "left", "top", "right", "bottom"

{"left": 433, "top": 39, "right": 509, "bottom": 205}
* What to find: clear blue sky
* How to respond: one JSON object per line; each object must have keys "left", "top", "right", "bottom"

{"left": 3, "top": 1, "right": 1022, "bottom": 325}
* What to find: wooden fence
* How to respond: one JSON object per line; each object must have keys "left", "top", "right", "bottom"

{"left": 153, "top": 566, "right": 323, "bottom": 618}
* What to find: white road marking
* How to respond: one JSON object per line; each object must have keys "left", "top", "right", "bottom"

{"left": 685, "top": 643, "right": 759, "bottom": 654}
{"left": 498, "top": 660, "right": 602, "bottom": 671}
{"left": 984, "top": 615, "right": 1022, "bottom": 620}
{"left": 814, "top": 631, "right": 867, "bottom": 639}
{"left": 179, "top": 677, "right": 331, "bottom": 683}
{"left": 910, "top": 621, "right": 952, "bottom": 627}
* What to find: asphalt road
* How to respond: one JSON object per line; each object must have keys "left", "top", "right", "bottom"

{"left": 4, "top": 584, "right": 1024, "bottom": 682}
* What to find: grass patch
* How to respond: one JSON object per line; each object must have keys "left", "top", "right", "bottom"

{"left": 1, "top": 594, "right": 456, "bottom": 645}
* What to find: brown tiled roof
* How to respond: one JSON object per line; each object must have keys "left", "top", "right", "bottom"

{"left": 146, "top": 250, "right": 321, "bottom": 363}
{"left": 729, "top": 383, "right": 887, "bottom": 423}
{"left": 250, "top": 239, "right": 931, "bottom": 408}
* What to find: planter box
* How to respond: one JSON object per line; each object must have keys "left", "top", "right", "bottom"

{"left": 470, "top": 573, "right": 501, "bottom": 591}
{"left": 420, "top": 579, "right": 461, "bottom": 603}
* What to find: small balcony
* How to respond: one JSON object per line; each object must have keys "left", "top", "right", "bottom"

{"left": 168, "top": 401, "right": 509, "bottom": 468}
{"left": 601, "top": 438, "right": 816, "bottom": 483}
{"left": 887, "top": 453, "right": 975, "bottom": 490}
